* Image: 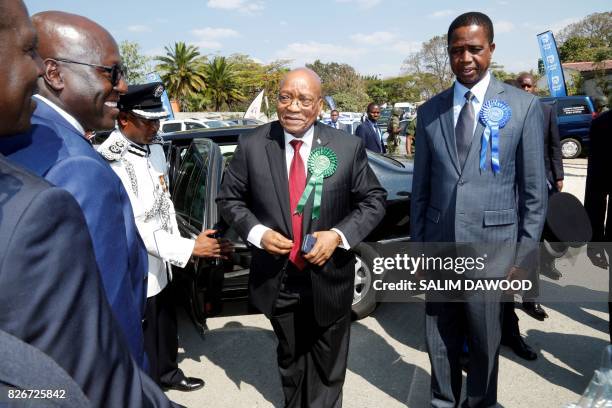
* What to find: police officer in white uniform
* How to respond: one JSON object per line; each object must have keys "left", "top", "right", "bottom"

{"left": 99, "top": 82, "right": 225, "bottom": 392}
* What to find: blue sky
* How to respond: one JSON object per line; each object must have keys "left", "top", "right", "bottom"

{"left": 25, "top": 0, "right": 610, "bottom": 78}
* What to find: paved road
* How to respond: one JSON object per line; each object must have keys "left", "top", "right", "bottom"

{"left": 167, "top": 158, "right": 608, "bottom": 408}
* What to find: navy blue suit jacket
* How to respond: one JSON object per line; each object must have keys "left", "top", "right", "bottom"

{"left": 0, "top": 156, "right": 174, "bottom": 407}
{"left": 0, "top": 99, "right": 148, "bottom": 368}
{"left": 355, "top": 120, "right": 385, "bottom": 153}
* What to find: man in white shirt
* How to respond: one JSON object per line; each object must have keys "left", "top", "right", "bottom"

{"left": 99, "top": 82, "right": 227, "bottom": 392}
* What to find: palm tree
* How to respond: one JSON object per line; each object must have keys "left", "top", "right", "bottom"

{"left": 155, "top": 42, "right": 206, "bottom": 111}
{"left": 203, "top": 56, "right": 245, "bottom": 111}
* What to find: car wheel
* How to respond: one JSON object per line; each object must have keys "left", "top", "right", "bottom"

{"left": 561, "top": 138, "right": 582, "bottom": 159}
{"left": 351, "top": 243, "right": 378, "bottom": 320}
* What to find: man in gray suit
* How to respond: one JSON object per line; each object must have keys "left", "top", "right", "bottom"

{"left": 410, "top": 12, "right": 547, "bottom": 407}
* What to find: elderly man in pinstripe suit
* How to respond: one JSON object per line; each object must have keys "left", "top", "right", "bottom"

{"left": 410, "top": 12, "right": 547, "bottom": 408}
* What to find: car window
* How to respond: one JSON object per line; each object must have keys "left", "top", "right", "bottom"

{"left": 162, "top": 122, "right": 182, "bottom": 133}
{"left": 186, "top": 122, "right": 205, "bottom": 130}
{"left": 556, "top": 99, "right": 591, "bottom": 116}
{"left": 189, "top": 143, "right": 212, "bottom": 227}
{"left": 172, "top": 145, "right": 202, "bottom": 220}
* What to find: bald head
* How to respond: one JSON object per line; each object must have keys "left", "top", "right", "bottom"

{"left": 32, "top": 11, "right": 117, "bottom": 62}
{"left": 30, "top": 11, "right": 126, "bottom": 132}
{"left": 277, "top": 68, "right": 323, "bottom": 137}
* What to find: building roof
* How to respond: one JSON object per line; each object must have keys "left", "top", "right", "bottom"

{"left": 562, "top": 60, "right": 612, "bottom": 72}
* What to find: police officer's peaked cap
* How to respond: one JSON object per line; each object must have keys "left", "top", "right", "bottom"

{"left": 119, "top": 82, "right": 169, "bottom": 120}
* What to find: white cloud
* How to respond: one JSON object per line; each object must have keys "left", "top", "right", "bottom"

{"left": 280, "top": 20, "right": 288, "bottom": 26}
{"left": 335, "top": 0, "right": 382, "bottom": 10}
{"left": 127, "top": 25, "right": 151, "bottom": 33}
{"left": 206, "top": 0, "right": 264, "bottom": 13}
{"left": 495, "top": 21, "right": 515, "bottom": 34}
{"left": 430, "top": 9, "right": 455, "bottom": 18}
{"left": 275, "top": 41, "right": 367, "bottom": 64}
{"left": 192, "top": 27, "right": 240, "bottom": 50}
{"left": 350, "top": 31, "right": 396, "bottom": 45}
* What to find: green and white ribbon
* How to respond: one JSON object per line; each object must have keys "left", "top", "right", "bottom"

{"left": 295, "top": 147, "right": 338, "bottom": 219}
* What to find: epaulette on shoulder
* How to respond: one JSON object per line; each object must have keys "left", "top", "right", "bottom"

{"left": 97, "top": 131, "right": 128, "bottom": 161}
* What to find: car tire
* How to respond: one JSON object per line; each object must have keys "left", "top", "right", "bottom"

{"left": 561, "top": 138, "right": 582, "bottom": 159}
{"left": 351, "top": 243, "right": 379, "bottom": 320}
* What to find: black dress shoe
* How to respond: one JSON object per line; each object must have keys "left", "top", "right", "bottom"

{"left": 541, "top": 263, "right": 562, "bottom": 280}
{"left": 162, "top": 377, "right": 205, "bottom": 392}
{"left": 522, "top": 301, "right": 549, "bottom": 320}
{"left": 501, "top": 335, "right": 537, "bottom": 361}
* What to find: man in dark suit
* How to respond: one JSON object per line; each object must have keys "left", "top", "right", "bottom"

{"left": 0, "top": 2, "right": 176, "bottom": 406}
{"left": 585, "top": 109, "right": 612, "bottom": 341}
{"left": 0, "top": 11, "right": 149, "bottom": 368}
{"left": 411, "top": 12, "right": 547, "bottom": 407}
{"left": 217, "top": 68, "right": 386, "bottom": 407}
{"left": 355, "top": 103, "right": 386, "bottom": 153}
{"left": 324, "top": 109, "right": 350, "bottom": 133}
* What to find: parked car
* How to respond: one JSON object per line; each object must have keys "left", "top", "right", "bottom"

{"left": 162, "top": 125, "right": 412, "bottom": 333}
{"left": 540, "top": 95, "right": 597, "bottom": 159}
{"left": 160, "top": 119, "right": 210, "bottom": 133}
{"left": 226, "top": 118, "right": 265, "bottom": 126}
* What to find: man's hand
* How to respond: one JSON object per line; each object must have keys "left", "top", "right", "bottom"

{"left": 193, "top": 229, "right": 222, "bottom": 258}
{"left": 587, "top": 244, "right": 609, "bottom": 269}
{"left": 556, "top": 180, "right": 563, "bottom": 192}
{"left": 304, "top": 230, "right": 341, "bottom": 266}
{"left": 261, "top": 230, "right": 293, "bottom": 255}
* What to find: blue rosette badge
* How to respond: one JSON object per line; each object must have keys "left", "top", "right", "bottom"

{"left": 479, "top": 99, "right": 511, "bottom": 174}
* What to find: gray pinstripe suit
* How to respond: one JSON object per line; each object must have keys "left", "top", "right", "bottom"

{"left": 411, "top": 77, "right": 547, "bottom": 407}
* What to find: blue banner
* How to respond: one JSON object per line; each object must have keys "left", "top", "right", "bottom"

{"left": 537, "top": 31, "right": 567, "bottom": 97}
{"left": 145, "top": 72, "right": 175, "bottom": 119}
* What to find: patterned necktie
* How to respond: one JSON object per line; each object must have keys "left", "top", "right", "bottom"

{"left": 455, "top": 90, "right": 475, "bottom": 168}
{"left": 288, "top": 139, "right": 306, "bottom": 269}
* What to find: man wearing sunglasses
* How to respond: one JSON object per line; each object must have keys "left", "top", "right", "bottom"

{"left": 0, "top": 11, "right": 149, "bottom": 370}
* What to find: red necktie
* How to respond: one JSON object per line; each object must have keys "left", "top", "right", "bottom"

{"left": 288, "top": 139, "right": 306, "bottom": 269}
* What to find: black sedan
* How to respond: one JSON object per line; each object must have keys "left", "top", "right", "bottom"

{"left": 163, "top": 125, "right": 412, "bottom": 333}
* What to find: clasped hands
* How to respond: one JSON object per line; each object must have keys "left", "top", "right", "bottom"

{"left": 261, "top": 229, "right": 341, "bottom": 266}
{"left": 192, "top": 229, "right": 234, "bottom": 259}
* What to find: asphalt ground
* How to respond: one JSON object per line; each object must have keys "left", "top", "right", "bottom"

{"left": 166, "top": 158, "right": 610, "bottom": 408}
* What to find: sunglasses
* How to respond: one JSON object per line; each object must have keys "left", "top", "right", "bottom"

{"left": 52, "top": 58, "right": 125, "bottom": 86}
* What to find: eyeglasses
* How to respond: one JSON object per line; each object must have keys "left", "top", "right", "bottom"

{"left": 277, "top": 94, "right": 319, "bottom": 108}
{"left": 52, "top": 58, "right": 125, "bottom": 86}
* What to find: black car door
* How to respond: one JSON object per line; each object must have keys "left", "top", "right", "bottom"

{"left": 170, "top": 139, "right": 224, "bottom": 333}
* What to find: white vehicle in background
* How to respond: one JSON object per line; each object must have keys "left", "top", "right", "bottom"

{"left": 160, "top": 118, "right": 234, "bottom": 133}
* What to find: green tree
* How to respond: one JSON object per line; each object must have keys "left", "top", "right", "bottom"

{"left": 155, "top": 42, "right": 206, "bottom": 111}
{"left": 203, "top": 56, "right": 245, "bottom": 111}
{"left": 119, "top": 40, "right": 150, "bottom": 85}
{"left": 402, "top": 34, "right": 453, "bottom": 95}
{"left": 558, "top": 36, "right": 612, "bottom": 62}
{"left": 557, "top": 12, "right": 612, "bottom": 46}
{"left": 489, "top": 62, "right": 516, "bottom": 83}
{"left": 306, "top": 60, "right": 369, "bottom": 111}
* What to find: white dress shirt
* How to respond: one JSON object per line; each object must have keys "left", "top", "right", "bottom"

{"left": 247, "top": 125, "right": 349, "bottom": 250}
{"left": 452, "top": 71, "right": 491, "bottom": 136}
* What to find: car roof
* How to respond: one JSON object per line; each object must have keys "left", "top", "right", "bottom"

{"left": 162, "top": 125, "right": 258, "bottom": 144}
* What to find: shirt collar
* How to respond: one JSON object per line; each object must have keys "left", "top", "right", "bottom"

{"left": 454, "top": 71, "right": 491, "bottom": 104}
{"left": 34, "top": 94, "right": 86, "bottom": 136}
{"left": 284, "top": 125, "right": 314, "bottom": 150}
{"left": 117, "top": 129, "right": 149, "bottom": 156}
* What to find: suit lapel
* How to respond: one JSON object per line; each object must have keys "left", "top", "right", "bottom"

{"left": 463, "top": 78, "right": 505, "bottom": 172}
{"left": 265, "top": 122, "right": 292, "bottom": 237}
{"left": 302, "top": 123, "right": 329, "bottom": 234}
{"left": 438, "top": 88, "right": 461, "bottom": 175}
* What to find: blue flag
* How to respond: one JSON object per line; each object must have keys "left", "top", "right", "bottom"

{"left": 537, "top": 31, "right": 567, "bottom": 97}
{"left": 324, "top": 95, "right": 336, "bottom": 111}
{"left": 145, "top": 72, "right": 175, "bottom": 119}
